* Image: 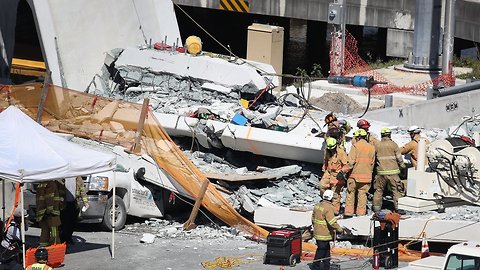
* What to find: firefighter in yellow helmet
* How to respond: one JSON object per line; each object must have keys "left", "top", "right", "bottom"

{"left": 373, "top": 128, "right": 406, "bottom": 214}
{"left": 311, "top": 190, "right": 344, "bottom": 270}
{"left": 319, "top": 137, "right": 349, "bottom": 215}
{"left": 36, "top": 180, "right": 64, "bottom": 246}
{"left": 344, "top": 129, "right": 376, "bottom": 217}
{"left": 324, "top": 113, "right": 351, "bottom": 149}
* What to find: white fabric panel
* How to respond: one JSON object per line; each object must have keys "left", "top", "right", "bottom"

{"left": 0, "top": 106, "right": 115, "bottom": 182}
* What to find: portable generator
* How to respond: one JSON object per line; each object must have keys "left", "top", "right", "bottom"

{"left": 263, "top": 229, "right": 302, "bottom": 266}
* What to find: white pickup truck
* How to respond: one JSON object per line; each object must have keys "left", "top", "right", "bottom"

{"left": 400, "top": 242, "right": 480, "bottom": 270}
{"left": 25, "top": 137, "right": 192, "bottom": 230}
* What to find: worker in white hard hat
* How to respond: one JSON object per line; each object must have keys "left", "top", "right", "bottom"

{"left": 400, "top": 125, "right": 430, "bottom": 169}
{"left": 311, "top": 190, "right": 345, "bottom": 270}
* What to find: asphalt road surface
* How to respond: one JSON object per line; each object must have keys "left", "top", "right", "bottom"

{"left": 23, "top": 225, "right": 392, "bottom": 270}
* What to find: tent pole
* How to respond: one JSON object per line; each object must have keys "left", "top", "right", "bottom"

{"left": 20, "top": 179, "right": 26, "bottom": 269}
{"left": 111, "top": 171, "right": 116, "bottom": 259}
{"left": 2, "top": 178, "right": 5, "bottom": 226}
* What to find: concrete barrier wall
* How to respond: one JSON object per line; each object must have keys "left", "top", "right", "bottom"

{"left": 365, "top": 89, "right": 480, "bottom": 129}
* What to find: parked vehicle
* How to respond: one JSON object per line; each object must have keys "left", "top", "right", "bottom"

{"left": 400, "top": 242, "right": 480, "bottom": 270}
{"left": 25, "top": 138, "right": 192, "bottom": 230}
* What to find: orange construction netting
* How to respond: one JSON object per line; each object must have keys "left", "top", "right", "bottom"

{"left": 329, "top": 30, "right": 455, "bottom": 96}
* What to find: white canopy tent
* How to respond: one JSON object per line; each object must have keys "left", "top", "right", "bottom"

{"left": 0, "top": 106, "right": 117, "bottom": 266}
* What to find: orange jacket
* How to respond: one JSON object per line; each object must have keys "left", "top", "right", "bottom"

{"left": 400, "top": 134, "right": 430, "bottom": 168}
{"left": 323, "top": 148, "right": 349, "bottom": 185}
{"left": 347, "top": 139, "right": 375, "bottom": 183}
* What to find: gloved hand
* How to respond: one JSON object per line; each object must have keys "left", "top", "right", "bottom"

{"left": 336, "top": 171, "right": 347, "bottom": 181}
{"left": 399, "top": 166, "right": 408, "bottom": 180}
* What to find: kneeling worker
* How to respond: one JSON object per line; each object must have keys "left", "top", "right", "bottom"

{"left": 312, "top": 190, "right": 344, "bottom": 270}
{"left": 26, "top": 247, "right": 52, "bottom": 270}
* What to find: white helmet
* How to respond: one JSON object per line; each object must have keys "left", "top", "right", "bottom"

{"left": 323, "top": 190, "right": 334, "bottom": 201}
{"left": 408, "top": 125, "right": 421, "bottom": 134}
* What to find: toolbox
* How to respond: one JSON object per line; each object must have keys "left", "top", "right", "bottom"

{"left": 263, "top": 229, "right": 302, "bottom": 266}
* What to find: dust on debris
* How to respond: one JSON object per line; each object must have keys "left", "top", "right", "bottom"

{"left": 309, "top": 92, "right": 364, "bottom": 114}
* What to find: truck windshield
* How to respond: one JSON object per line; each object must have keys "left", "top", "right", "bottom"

{"left": 445, "top": 254, "right": 480, "bottom": 270}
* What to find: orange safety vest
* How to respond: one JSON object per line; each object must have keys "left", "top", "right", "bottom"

{"left": 26, "top": 263, "right": 53, "bottom": 270}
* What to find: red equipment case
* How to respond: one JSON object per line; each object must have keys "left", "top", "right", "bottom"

{"left": 263, "top": 229, "right": 302, "bottom": 266}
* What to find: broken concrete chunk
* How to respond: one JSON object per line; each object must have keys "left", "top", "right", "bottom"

{"left": 79, "top": 122, "right": 104, "bottom": 135}
{"left": 112, "top": 108, "right": 141, "bottom": 130}
{"left": 256, "top": 165, "right": 302, "bottom": 179}
{"left": 202, "top": 83, "right": 231, "bottom": 94}
{"left": 92, "top": 101, "right": 119, "bottom": 123}
{"left": 140, "top": 233, "right": 156, "bottom": 244}
{"left": 257, "top": 197, "right": 279, "bottom": 208}
{"left": 110, "top": 121, "right": 126, "bottom": 133}
{"left": 234, "top": 167, "right": 248, "bottom": 174}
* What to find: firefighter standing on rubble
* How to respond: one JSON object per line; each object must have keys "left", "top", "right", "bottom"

{"left": 401, "top": 125, "right": 430, "bottom": 169}
{"left": 373, "top": 128, "right": 406, "bottom": 214}
{"left": 319, "top": 137, "right": 349, "bottom": 215}
{"left": 344, "top": 129, "right": 375, "bottom": 217}
{"left": 312, "top": 190, "right": 344, "bottom": 270}
{"left": 353, "top": 119, "right": 378, "bottom": 146}
{"left": 36, "top": 180, "right": 64, "bottom": 247}
{"left": 324, "top": 113, "right": 351, "bottom": 149}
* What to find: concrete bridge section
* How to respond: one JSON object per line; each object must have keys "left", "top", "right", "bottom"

{"left": 175, "top": 0, "right": 480, "bottom": 51}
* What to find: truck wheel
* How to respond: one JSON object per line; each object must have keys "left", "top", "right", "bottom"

{"left": 263, "top": 254, "right": 269, "bottom": 264}
{"left": 384, "top": 255, "right": 392, "bottom": 269}
{"left": 101, "top": 195, "right": 127, "bottom": 230}
{"left": 289, "top": 254, "right": 296, "bottom": 266}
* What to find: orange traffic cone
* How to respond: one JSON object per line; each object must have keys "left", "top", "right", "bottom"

{"left": 421, "top": 232, "right": 430, "bottom": 258}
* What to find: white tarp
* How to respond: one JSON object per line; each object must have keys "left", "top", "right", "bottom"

{"left": 0, "top": 106, "right": 116, "bottom": 182}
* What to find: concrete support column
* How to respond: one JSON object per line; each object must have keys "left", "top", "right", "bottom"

{"left": 404, "top": 0, "right": 442, "bottom": 70}
{"left": 0, "top": 0, "right": 20, "bottom": 84}
{"left": 442, "top": 0, "right": 455, "bottom": 75}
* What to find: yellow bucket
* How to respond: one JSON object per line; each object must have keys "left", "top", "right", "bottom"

{"left": 186, "top": 35, "right": 202, "bottom": 55}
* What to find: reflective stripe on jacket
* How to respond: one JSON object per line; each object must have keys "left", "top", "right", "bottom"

{"left": 347, "top": 139, "right": 375, "bottom": 182}
{"left": 375, "top": 137, "right": 405, "bottom": 175}
{"left": 36, "top": 181, "right": 63, "bottom": 222}
{"left": 312, "top": 201, "right": 343, "bottom": 241}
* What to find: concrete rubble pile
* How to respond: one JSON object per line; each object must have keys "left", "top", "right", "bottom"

{"left": 186, "top": 150, "right": 322, "bottom": 212}
{"left": 128, "top": 217, "right": 360, "bottom": 250}
{"left": 126, "top": 218, "right": 247, "bottom": 242}
{"left": 88, "top": 47, "right": 267, "bottom": 117}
